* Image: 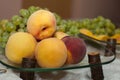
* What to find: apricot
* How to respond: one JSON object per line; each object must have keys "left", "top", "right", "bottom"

{"left": 35, "top": 38, "right": 67, "bottom": 68}
{"left": 27, "top": 10, "right": 56, "bottom": 40}
{"left": 5, "top": 32, "right": 37, "bottom": 64}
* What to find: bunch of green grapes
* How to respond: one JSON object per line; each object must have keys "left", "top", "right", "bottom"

{"left": 57, "top": 16, "right": 116, "bottom": 37}
{"left": 0, "top": 6, "right": 41, "bottom": 49}
{"left": 89, "top": 16, "right": 116, "bottom": 36}
{"left": 57, "top": 19, "right": 81, "bottom": 37}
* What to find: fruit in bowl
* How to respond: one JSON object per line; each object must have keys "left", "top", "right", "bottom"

{"left": 27, "top": 9, "right": 56, "bottom": 40}
{"left": 55, "top": 31, "right": 86, "bottom": 64}
{"left": 35, "top": 38, "right": 67, "bottom": 68}
{"left": 5, "top": 32, "right": 37, "bottom": 64}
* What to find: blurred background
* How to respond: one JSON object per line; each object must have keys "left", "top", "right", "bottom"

{"left": 0, "top": 0, "right": 120, "bottom": 24}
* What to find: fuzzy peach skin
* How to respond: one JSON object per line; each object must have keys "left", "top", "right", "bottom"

{"left": 5, "top": 32, "right": 37, "bottom": 64}
{"left": 54, "top": 31, "right": 86, "bottom": 64}
{"left": 27, "top": 10, "right": 56, "bottom": 40}
{"left": 35, "top": 38, "right": 67, "bottom": 68}
{"left": 62, "top": 36, "right": 86, "bottom": 64}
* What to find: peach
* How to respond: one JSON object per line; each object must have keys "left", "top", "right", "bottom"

{"left": 35, "top": 38, "right": 67, "bottom": 68}
{"left": 62, "top": 36, "right": 86, "bottom": 64}
{"left": 55, "top": 31, "right": 86, "bottom": 64}
{"left": 27, "top": 10, "right": 56, "bottom": 40}
{"left": 5, "top": 32, "right": 37, "bottom": 64}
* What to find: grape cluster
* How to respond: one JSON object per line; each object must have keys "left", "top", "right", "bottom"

{"left": 0, "top": 6, "right": 40, "bottom": 48}
{"left": 57, "top": 16, "right": 116, "bottom": 37}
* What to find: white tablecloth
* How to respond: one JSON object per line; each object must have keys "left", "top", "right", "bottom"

{"left": 35, "top": 58, "right": 120, "bottom": 80}
{"left": 0, "top": 63, "right": 22, "bottom": 80}
{"left": 0, "top": 58, "right": 120, "bottom": 80}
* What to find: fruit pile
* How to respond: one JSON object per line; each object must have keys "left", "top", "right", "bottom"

{"left": 0, "top": 6, "right": 120, "bottom": 50}
{"left": 5, "top": 9, "right": 87, "bottom": 68}
{"left": 1, "top": 6, "right": 120, "bottom": 68}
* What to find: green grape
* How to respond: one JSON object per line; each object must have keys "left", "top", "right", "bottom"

{"left": 0, "top": 28, "right": 3, "bottom": 36}
{"left": 64, "top": 24, "right": 71, "bottom": 31}
{"left": 17, "top": 28, "right": 25, "bottom": 32}
{"left": 5, "top": 22, "right": 16, "bottom": 32}
{"left": 83, "top": 18, "right": 91, "bottom": 26}
{"left": 0, "top": 19, "right": 9, "bottom": 31}
{"left": 0, "top": 42, "right": 6, "bottom": 48}
{"left": 77, "top": 22, "right": 85, "bottom": 29}
{"left": 69, "top": 26, "right": 79, "bottom": 36}
{"left": 0, "top": 36, "right": 2, "bottom": 42}
{"left": 2, "top": 35, "right": 9, "bottom": 43}
{"left": 82, "top": 19, "right": 88, "bottom": 28}
{"left": 80, "top": 21, "right": 88, "bottom": 29}
{"left": 115, "top": 28, "right": 120, "bottom": 34}
{"left": 66, "top": 31, "right": 72, "bottom": 36}
{"left": 106, "top": 22, "right": 115, "bottom": 30}
{"left": 2, "top": 32, "right": 9, "bottom": 43}
{"left": 2, "top": 31, "right": 9, "bottom": 37}
{"left": 97, "top": 16, "right": 105, "bottom": 22}
{"left": 1, "top": 32, "right": 9, "bottom": 47}
{"left": 92, "top": 23, "right": 99, "bottom": 29}
{"left": 28, "top": 6, "right": 39, "bottom": 14}
{"left": 106, "top": 28, "right": 114, "bottom": 36}
{"left": 19, "top": 9, "right": 30, "bottom": 18}
{"left": 24, "top": 27, "right": 27, "bottom": 32}
{"left": 88, "top": 24, "right": 96, "bottom": 31}
{"left": 22, "top": 18, "right": 28, "bottom": 25}
{"left": 98, "top": 21, "right": 105, "bottom": 28}
{"left": 105, "top": 22, "right": 115, "bottom": 36}
{"left": 11, "top": 15, "right": 22, "bottom": 26}
{"left": 92, "top": 18, "right": 99, "bottom": 23}
{"left": 57, "top": 25, "right": 66, "bottom": 32}
{"left": 101, "top": 29, "right": 107, "bottom": 35}
{"left": 62, "top": 24, "right": 68, "bottom": 32}
{"left": 105, "top": 19, "right": 111, "bottom": 23}
{"left": 0, "top": 46, "right": 5, "bottom": 54}
{"left": 60, "top": 20, "right": 67, "bottom": 25}
{"left": 74, "top": 21, "right": 80, "bottom": 28}
{"left": 94, "top": 28, "right": 101, "bottom": 35}
{"left": 19, "top": 23, "right": 25, "bottom": 28}
{"left": 98, "top": 28, "right": 106, "bottom": 35}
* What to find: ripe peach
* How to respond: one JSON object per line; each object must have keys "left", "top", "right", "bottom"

{"left": 5, "top": 32, "right": 37, "bottom": 64}
{"left": 27, "top": 10, "right": 56, "bottom": 40}
{"left": 55, "top": 31, "right": 86, "bottom": 64}
{"left": 35, "top": 38, "right": 67, "bottom": 68}
{"left": 62, "top": 36, "right": 86, "bottom": 64}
